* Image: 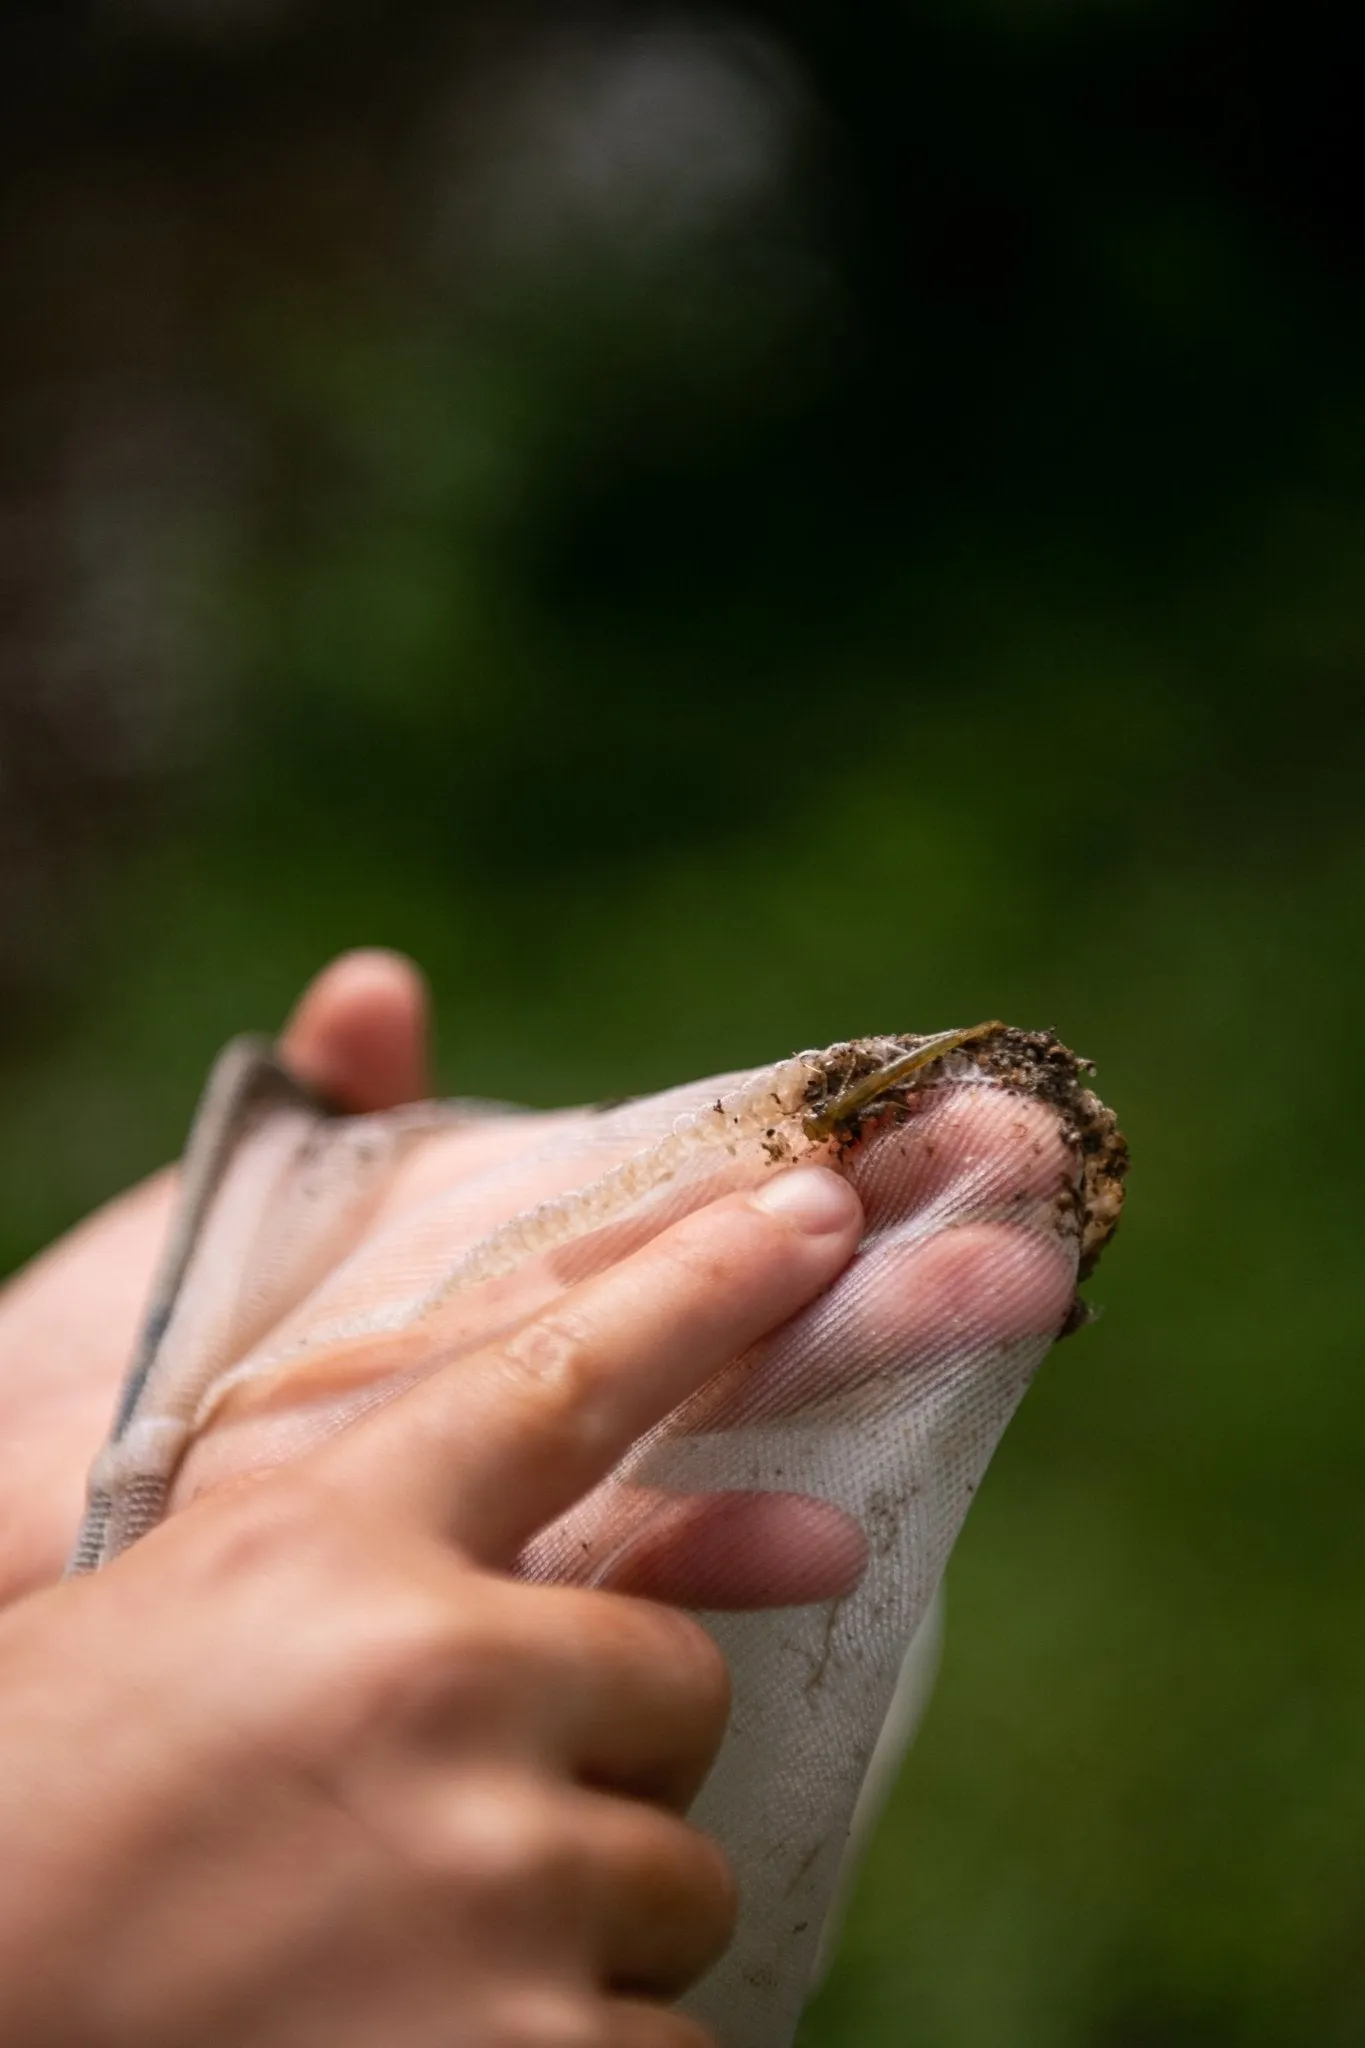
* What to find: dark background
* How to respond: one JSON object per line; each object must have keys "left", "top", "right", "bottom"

{"left": 3, "top": 4, "right": 1364, "bottom": 2041}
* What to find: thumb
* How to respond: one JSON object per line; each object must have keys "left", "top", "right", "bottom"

{"left": 279, "top": 950, "right": 430, "bottom": 1112}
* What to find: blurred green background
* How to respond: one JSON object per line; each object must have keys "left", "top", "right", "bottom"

{"left": 2, "top": 3, "right": 1363, "bottom": 2042}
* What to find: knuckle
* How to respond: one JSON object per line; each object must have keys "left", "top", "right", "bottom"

{"left": 672, "top": 1822, "right": 739, "bottom": 1945}
{"left": 196, "top": 1467, "right": 416, "bottom": 1601}
{"left": 494, "top": 1307, "right": 617, "bottom": 1458}
{"left": 484, "top": 1993, "right": 599, "bottom": 2048}
{"left": 357, "top": 1589, "right": 531, "bottom": 1740}
{"left": 614, "top": 1806, "right": 737, "bottom": 1952}
{"left": 198, "top": 1482, "right": 526, "bottom": 1735}
{"left": 499, "top": 1303, "right": 597, "bottom": 1396}
{"left": 350, "top": 1598, "right": 472, "bottom": 1722}
{"left": 187, "top": 1468, "right": 327, "bottom": 1583}
{"left": 439, "top": 1785, "right": 586, "bottom": 1915}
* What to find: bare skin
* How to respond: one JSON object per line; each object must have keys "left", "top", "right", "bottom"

{"left": 0, "top": 1084, "right": 865, "bottom": 2047}
{"left": 0, "top": 951, "right": 1076, "bottom": 2045}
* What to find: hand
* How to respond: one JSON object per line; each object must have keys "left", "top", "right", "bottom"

{"left": 0, "top": 950, "right": 432, "bottom": 1605}
{"left": 162, "top": 1058, "right": 1077, "bottom": 1616}
{"left": 0, "top": 1157, "right": 863, "bottom": 2048}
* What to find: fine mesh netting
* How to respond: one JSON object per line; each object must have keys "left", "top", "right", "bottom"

{"left": 70, "top": 1024, "right": 1127, "bottom": 2046}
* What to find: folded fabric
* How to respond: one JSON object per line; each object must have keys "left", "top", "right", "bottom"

{"left": 72, "top": 1022, "right": 1127, "bottom": 2047}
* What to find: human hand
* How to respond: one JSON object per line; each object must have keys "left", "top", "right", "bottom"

{"left": 158, "top": 1058, "right": 1078, "bottom": 1615}
{"left": 0, "top": 950, "right": 432, "bottom": 1605}
{"left": 0, "top": 1158, "right": 863, "bottom": 2048}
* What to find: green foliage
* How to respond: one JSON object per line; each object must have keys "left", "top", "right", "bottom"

{"left": 8, "top": 537, "right": 1363, "bottom": 2044}
{"left": 2, "top": 5, "right": 1363, "bottom": 2039}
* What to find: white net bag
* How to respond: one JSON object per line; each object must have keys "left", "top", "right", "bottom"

{"left": 70, "top": 1022, "right": 1127, "bottom": 2046}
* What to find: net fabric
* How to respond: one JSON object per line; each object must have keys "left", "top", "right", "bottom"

{"left": 71, "top": 1026, "right": 1126, "bottom": 2048}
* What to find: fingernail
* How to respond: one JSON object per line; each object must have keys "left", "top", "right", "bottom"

{"left": 752, "top": 1166, "right": 860, "bottom": 1235}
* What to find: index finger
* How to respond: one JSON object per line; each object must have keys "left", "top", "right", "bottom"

{"left": 310, "top": 1165, "right": 862, "bottom": 1564}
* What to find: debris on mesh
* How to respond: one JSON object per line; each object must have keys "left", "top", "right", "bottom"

{"left": 71, "top": 1022, "right": 1127, "bottom": 2048}
{"left": 800, "top": 1021, "right": 1126, "bottom": 1272}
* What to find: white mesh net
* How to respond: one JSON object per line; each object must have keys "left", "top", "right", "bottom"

{"left": 71, "top": 1024, "right": 1127, "bottom": 2046}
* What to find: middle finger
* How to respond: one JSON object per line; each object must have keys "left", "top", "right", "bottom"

{"left": 481, "top": 1577, "right": 732, "bottom": 1811}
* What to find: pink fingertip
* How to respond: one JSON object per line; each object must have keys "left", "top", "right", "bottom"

{"left": 751, "top": 1167, "right": 860, "bottom": 1235}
